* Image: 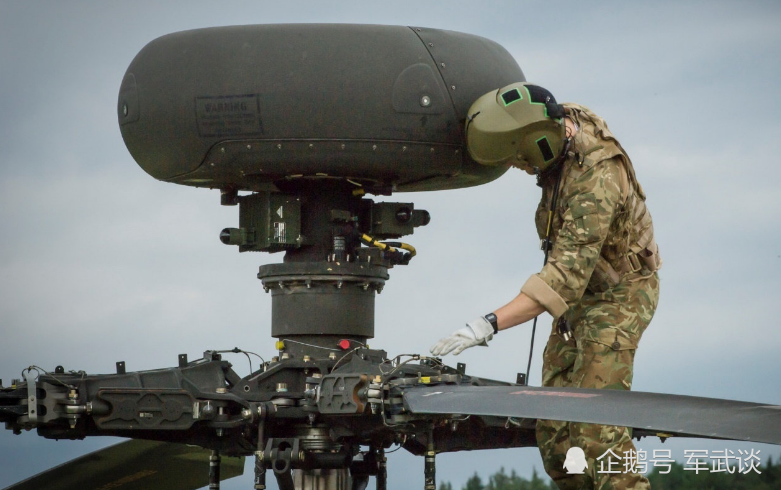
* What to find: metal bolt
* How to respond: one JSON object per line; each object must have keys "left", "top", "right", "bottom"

{"left": 420, "top": 95, "right": 431, "bottom": 107}
{"left": 309, "top": 143, "right": 314, "bottom": 149}
{"left": 372, "top": 145, "right": 377, "bottom": 151}
{"left": 216, "top": 387, "right": 228, "bottom": 394}
{"left": 210, "top": 162, "right": 215, "bottom": 167}
{"left": 263, "top": 286, "right": 270, "bottom": 293}
{"left": 122, "top": 103, "right": 128, "bottom": 116}
{"left": 276, "top": 383, "right": 288, "bottom": 393}
{"left": 451, "top": 85, "right": 456, "bottom": 90}
{"left": 281, "top": 353, "right": 291, "bottom": 360}
{"left": 247, "top": 144, "right": 252, "bottom": 149}
{"left": 277, "top": 144, "right": 282, "bottom": 149}
{"left": 303, "top": 355, "right": 311, "bottom": 363}
{"left": 271, "top": 356, "right": 279, "bottom": 363}
{"left": 428, "top": 43, "right": 434, "bottom": 47}
{"left": 402, "top": 146, "right": 407, "bottom": 152}
{"left": 341, "top": 143, "right": 346, "bottom": 150}
{"left": 241, "top": 408, "right": 253, "bottom": 420}
{"left": 329, "top": 353, "right": 337, "bottom": 360}
{"left": 221, "top": 147, "right": 225, "bottom": 153}
{"left": 440, "top": 62, "right": 446, "bottom": 68}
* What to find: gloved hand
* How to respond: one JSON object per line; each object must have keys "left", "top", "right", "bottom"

{"left": 430, "top": 316, "right": 495, "bottom": 356}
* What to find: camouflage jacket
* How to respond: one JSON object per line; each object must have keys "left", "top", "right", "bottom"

{"left": 520, "top": 103, "right": 661, "bottom": 318}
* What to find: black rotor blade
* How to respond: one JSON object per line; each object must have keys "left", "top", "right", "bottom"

{"left": 403, "top": 385, "right": 781, "bottom": 445}
{"left": 3, "top": 439, "right": 244, "bottom": 490}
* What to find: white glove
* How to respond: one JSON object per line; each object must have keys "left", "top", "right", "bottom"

{"left": 430, "top": 316, "right": 495, "bottom": 356}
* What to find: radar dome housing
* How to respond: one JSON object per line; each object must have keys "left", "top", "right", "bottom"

{"left": 118, "top": 24, "right": 525, "bottom": 192}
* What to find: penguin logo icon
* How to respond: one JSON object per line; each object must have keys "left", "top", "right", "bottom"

{"left": 563, "top": 447, "right": 588, "bottom": 474}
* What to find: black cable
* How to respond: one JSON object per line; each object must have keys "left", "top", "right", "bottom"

{"left": 213, "top": 348, "right": 268, "bottom": 374}
{"left": 524, "top": 140, "right": 569, "bottom": 385}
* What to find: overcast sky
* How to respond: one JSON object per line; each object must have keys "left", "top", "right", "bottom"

{"left": 1, "top": 1, "right": 780, "bottom": 489}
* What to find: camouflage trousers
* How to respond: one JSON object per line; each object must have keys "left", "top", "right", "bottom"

{"left": 536, "top": 272, "right": 660, "bottom": 490}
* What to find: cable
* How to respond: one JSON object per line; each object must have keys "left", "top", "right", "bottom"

{"left": 213, "top": 348, "right": 267, "bottom": 374}
{"left": 357, "top": 233, "right": 416, "bottom": 265}
{"left": 282, "top": 339, "right": 341, "bottom": 352}
{"left": 331, "top": 346, "right": 363, "bottom": 372}
{"left": 525, "top": 139, "right": 570, "bottom": 385}
{"left": 22, "top": 365, "right": 81, "bottom": 390}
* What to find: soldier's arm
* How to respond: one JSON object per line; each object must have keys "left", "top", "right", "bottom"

{"left": 498, "top": 159, "right": 624, "bottom": 326}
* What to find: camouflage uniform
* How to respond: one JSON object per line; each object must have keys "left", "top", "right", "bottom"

{"left": 519, "top": 103, "right": 661, "bottom": 490}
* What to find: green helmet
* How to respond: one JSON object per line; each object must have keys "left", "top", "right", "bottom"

{"left": 466, "top": 82, "right": 566, "bottom": 173}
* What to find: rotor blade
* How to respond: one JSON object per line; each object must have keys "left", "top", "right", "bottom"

{"left": 3, "top": 439, "right": 244, "bottom": 490}
{"left": 402, "top": 385, "right": 781, "bottom": 445}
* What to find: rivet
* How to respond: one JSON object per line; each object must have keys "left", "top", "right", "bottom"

{"left": 122, "top": 103, "right": 128, "bottom": 116}
{"left": 221, "top": 147, "right": 225, "bottom": 153}
{"left": 309, "top": 143, "right": 314, "bottom": 149}
{"left": 372, "top": 145, "right": 377, "bottom": 151}
{"left": 402, "top": 146, "right": 407, "bottom": 152}
{"left": 451, "top": 85, "right": 456, "bottom": 90}
{"left": 210, "top": 162, "right": 215, "bottom": 167}
{"left": 420, "top": 95, "right": 431, "bottom": 107}
{"left": 247, "top": 144, "right": 252, "bottom": 149}
{"left": 341, "top": 143, "right": 346, "bottom": 150}
{"left": 277, "top": 144, "right": 282, "bottom": 149}
{"left": 440, "top": 62, "right": 446, "bottom": 68}
{"left": 428, "top": 43, "right": 434, "bottom": 47}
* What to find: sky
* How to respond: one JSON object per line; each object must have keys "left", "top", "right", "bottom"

{"left": 1, "top": 1, "right": 780, "bottom": 489}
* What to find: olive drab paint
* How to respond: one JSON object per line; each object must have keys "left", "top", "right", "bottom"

{"left": 117, "top": 24, "right": 525, "bottom": 194}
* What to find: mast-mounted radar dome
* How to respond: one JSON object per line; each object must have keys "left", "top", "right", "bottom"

{"left": 117, "top": 24, "right": 524, "bottom": 193}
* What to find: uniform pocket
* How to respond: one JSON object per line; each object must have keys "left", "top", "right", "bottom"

{"left": 567, "top": 193, "right": 601, "bottom": 244}
{"left": 587, "top": 257, "right": 620, "bottom": 293}
{"left": 583, "top": 326, "right": 638, "bottom": 351}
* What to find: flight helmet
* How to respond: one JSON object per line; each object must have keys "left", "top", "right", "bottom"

{"left": 466, "top": 82, "right": 566, "bottom": 173}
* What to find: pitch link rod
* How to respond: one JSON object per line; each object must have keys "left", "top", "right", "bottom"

{"left": 209, "top": 450, "right": 221, "bottom": 490}
{"left": 424, "top": 424, "right": 436, "bottom": 490}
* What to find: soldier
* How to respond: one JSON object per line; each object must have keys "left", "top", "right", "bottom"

{"left": 430, "top": 82, "right": 661, "bottom": 490}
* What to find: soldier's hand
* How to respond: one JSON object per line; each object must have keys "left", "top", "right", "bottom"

{"left": 430, "top": 317, "right": 494, "bottom": 356}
